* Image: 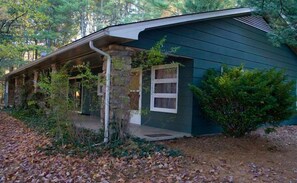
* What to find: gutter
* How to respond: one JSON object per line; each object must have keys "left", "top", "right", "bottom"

{"left": 89, "top": 41, "right": 111, "bottom": 143}
{"left": 4, "top": 8, "right": 252, "bottom": 79}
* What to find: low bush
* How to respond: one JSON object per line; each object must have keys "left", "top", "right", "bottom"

{"left": 190, "top": 65, "right": 296, "bottom": 137}
{"left": 7, "top": 107, "right": 105, "bottom": 155}
{"left": 8, "top": 107, "right": 55, "bottom": 134}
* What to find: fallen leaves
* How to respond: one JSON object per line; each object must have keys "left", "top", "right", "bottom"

{"left": 1, "top": 112, "right": 297, "bottom": 182}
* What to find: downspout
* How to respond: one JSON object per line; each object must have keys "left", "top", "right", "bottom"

{"left": 89, "top": 41, "right": 111, "bottom": 143}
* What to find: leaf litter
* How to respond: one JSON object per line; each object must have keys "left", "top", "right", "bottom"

{"left": 1, "top": 112, "right": 297, "bottom": 182}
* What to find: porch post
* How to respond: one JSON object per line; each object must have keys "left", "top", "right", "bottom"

{"left": 4, "top": 80, "right": 9, "bottom": 107}
{"left": 33, "top": 71, "right": 38, "bottom": 93}
{"left": 14, "top": 76, "right": 21, "bottom": 107}
{"left": 22, "top": 74, "right": 26, "bottom": 85}
{"left": 51, "top": 64, "right": 57, "bottom": 73}
{"left": 102, "top": 45, "right": 133, "bottom": 138}
{"left": 14, "top": 76, "right": 18, "bottom": 89}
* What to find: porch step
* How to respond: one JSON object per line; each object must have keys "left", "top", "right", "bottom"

{"left": 144, "top": 134, "right": 172, "bottom": 138}
{"left": 128, "top": 124, "right": 191, "bottom": 141}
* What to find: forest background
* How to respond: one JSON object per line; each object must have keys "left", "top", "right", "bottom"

{"left": 0, "top": 0, "right": 296, "bottom": 76}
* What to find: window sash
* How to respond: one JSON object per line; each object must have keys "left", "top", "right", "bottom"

{"left": 150, "top": 64, "right": 178, "bottom": 113}
{"left": 154, "top": 67, "right": 177, "bottom": 79}
{"left": 154, "top": 83, "right": 177, "bottom": 94}
{"left": 154, "top": 98, "right": 176, "bottom": 109}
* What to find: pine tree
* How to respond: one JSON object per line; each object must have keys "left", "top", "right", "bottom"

{"left": 239, "top": 0, "right": 297, "bottom": 47}
{"left": 175, "top": 0, "right": 237, "bottom": 14}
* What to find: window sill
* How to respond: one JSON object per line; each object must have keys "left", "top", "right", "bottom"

{"left": 150, "top": 107, "right": 177, "bottom": 114}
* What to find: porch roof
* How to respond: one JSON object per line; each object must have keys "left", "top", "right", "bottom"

{"left": 4, "top": 8, "right": 252, "bottom": 79}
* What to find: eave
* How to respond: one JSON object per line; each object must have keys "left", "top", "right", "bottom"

{"left": 4, "top": 8, "right": 252, "bottom": 79}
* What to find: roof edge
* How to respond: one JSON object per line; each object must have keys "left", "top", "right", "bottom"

{"left": 4, "top": 8, "right": 253, "bottom": 79}
{"left": 108, "top": 8, "right": 252, "bottom": 40}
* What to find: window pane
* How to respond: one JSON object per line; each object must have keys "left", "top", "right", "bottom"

{"left": 155, "top": 83, "right": 176, "bottom": 93}
{"left": 154, "top": 98, "right": 176, "bottom": 109}
{"left": 155, "top": 67, "right": 177, "bottom": 79}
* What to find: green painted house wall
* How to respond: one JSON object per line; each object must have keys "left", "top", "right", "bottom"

{"left": 124, "top": 17, "right": 297, "bottom": 135}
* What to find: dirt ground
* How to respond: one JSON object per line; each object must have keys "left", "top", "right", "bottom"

{"left": 1, "top": 112, "right": 297, "bottom": 182}
{"left": 163, "top": 126, "right": 297, "bottom": 182}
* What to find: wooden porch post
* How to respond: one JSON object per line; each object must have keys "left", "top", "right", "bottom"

{"left": 51, "top": 64, "right": 57, "bottom": 73}
{"left": 33, "top": 71, "right": 38, "bottom": 93}
{"left": 4, "top": 80, "right": 9, "bottom": 107}
{"left": 22, "top": 74, "right": 26, "bottom": 85}
{"left": 14, "top": 76, "right": 18, "bottom": 91}
{"left": 14, "top": 76, "right": 18, "bottom": 106}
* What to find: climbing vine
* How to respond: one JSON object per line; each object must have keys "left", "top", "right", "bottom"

{"left": 131, "top": 37, "right": 179, "bottom": 70}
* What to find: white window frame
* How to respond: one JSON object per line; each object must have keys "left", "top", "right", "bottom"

{"left": 150, "top": 64, "right": 179, "bottom": 113}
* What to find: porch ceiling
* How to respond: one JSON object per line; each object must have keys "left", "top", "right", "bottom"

{"left": 66, "top": 52, "right": 104, "bottom": 69}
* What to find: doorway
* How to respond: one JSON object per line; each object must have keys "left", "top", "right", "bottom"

{"left": 129, "top": 69, "right": 142, "bottom": 125}
{"left": 69, "top": 78, "right": 82, "bottom": 113}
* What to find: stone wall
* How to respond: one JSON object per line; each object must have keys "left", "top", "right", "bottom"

{"left": 101, "top": 45, "right": 134, "bottom": 137}
{"left": 7, "top": 72, "right": 36, "bottom": 108}
{"left": 8, "top": 79, "right": 15, "bottom": 106}
{"left": 14, "top": 76, "right": 23, "bottom": 108}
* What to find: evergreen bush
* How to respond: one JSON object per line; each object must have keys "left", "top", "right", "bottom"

{"left": 190, "top": 66, "right": 296, "bottom": 137}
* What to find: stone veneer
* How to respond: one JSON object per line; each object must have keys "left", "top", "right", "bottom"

{"left": 102, "top": 45, "right": 134, "bottom": 137}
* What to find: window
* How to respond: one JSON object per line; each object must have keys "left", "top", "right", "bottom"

{"left": 150, "top": 64, "right": 178, "bottom": 113}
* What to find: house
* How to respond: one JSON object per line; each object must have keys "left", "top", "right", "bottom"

{"left": 3, "top": 8, "right": 297, "bottom": 138}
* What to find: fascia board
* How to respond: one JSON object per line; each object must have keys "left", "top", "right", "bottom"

{"left": 108, "top": 8, "right": 252, "bottom": 40}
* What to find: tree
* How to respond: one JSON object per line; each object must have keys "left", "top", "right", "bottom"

{"left": 239, "top": 0, "right": 297, "bottom": 47}
{"left": 190, "top": 66, "right": 296, "bottom": 137}
{"left": 174, "top": 0, "right": 237, "bottom": 14}
{"left": 0, "top": 0, "right": 84, "bottom": 75}
{"left": 0, "top": 0, "right": 49, "bottom": 72}
{"left": 38, "top": 0, "right": 83, "bottom": 47}
{"left": 0, "top": 0, "right": 171, "bottom": 75}
{"left": 89, "top": 0, "right": 167, "bottom": 31}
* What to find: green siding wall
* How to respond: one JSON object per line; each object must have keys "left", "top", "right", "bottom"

{"left": 124, "top": 17, "right": 297, "bottom": 135}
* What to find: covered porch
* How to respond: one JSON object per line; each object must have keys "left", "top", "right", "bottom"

{"left": 4, "top": 40, "right": 192, "bottom": 141}
{"left": 72, "top": 114, "right": 191, "bottom": 141}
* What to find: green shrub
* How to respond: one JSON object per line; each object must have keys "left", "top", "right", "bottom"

{"left": 190, "top": 65, "right": 296, "bottom": 137}
{"left": 8, "top": 107, "right": 56, "bottom": 134}
{"left": 107, "top": 137, "right": 182, "bottom": 158}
